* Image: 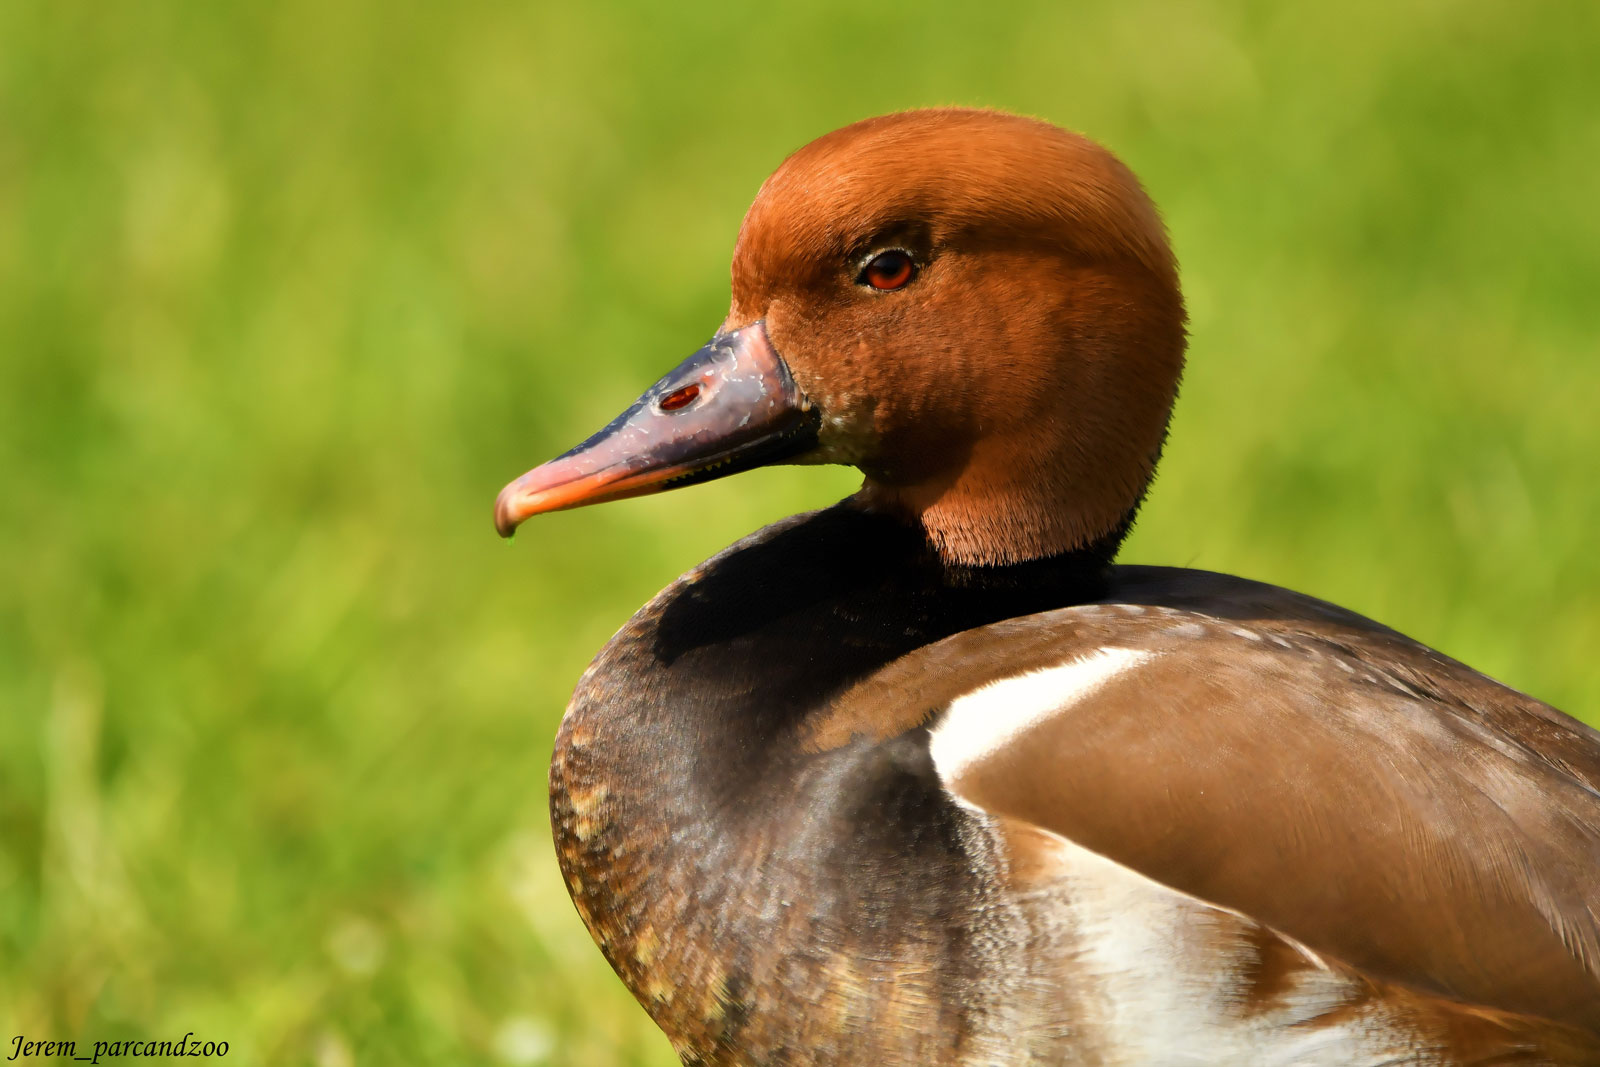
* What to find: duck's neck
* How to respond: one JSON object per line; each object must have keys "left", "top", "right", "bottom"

{"left": 855, "top": 437, "right": 1149, "bottom": 567}
{"left": 548, "top": 503, "right": 1113, "bottom": 1063}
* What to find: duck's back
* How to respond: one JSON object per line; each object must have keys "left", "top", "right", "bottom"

{"left": 824, "top": 564, "right": 1600, "bottom": 1042}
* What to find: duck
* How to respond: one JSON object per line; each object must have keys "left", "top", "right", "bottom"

{"left": 493, "top": 109, "right": 1600, "bottom": 1065}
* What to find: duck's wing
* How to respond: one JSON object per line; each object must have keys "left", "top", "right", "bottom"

{"left": 810, "top": 566, "right": 1600, "bottom": 1041}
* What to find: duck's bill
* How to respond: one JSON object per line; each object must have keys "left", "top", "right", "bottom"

{"left": 494, "top": 322, "right": 820, "bottom": 537}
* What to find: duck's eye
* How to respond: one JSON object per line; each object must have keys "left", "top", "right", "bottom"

{"left": 858, "top": 249, "right": 916, "bottom": 291}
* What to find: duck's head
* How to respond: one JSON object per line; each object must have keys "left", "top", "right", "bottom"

{"left": 495, "top": 108, "right": 1186, "bottom": 566}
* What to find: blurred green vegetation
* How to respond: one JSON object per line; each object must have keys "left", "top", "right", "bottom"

{"left": 1, "top": 1, "right": 1596, "bottom": 1063}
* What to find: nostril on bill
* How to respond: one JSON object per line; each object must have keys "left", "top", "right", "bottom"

{"left": 658, "top": 383, "right": 702, "bottom": 412}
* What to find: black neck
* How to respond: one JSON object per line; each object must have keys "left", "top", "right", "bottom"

{"left": 649, "top": 502, "right": 1111, "bottom": 769}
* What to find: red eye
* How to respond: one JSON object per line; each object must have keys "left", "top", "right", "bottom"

{"left": 859, "top": 249, "right": 916, "bottom": 291}
{"left": 658, "top": 383, "right": 701, "bottom": 411}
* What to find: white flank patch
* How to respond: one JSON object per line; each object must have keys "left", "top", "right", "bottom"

{"left": 1019, "top": 830, "right": 1425, "bottom": 1066}
{"left": 929, "top": 647, "right": 1152, "bottom": 782}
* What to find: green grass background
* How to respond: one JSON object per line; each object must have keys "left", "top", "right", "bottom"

{"left": 2, "top": 1, "right": 1597, "bottom": 1063}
